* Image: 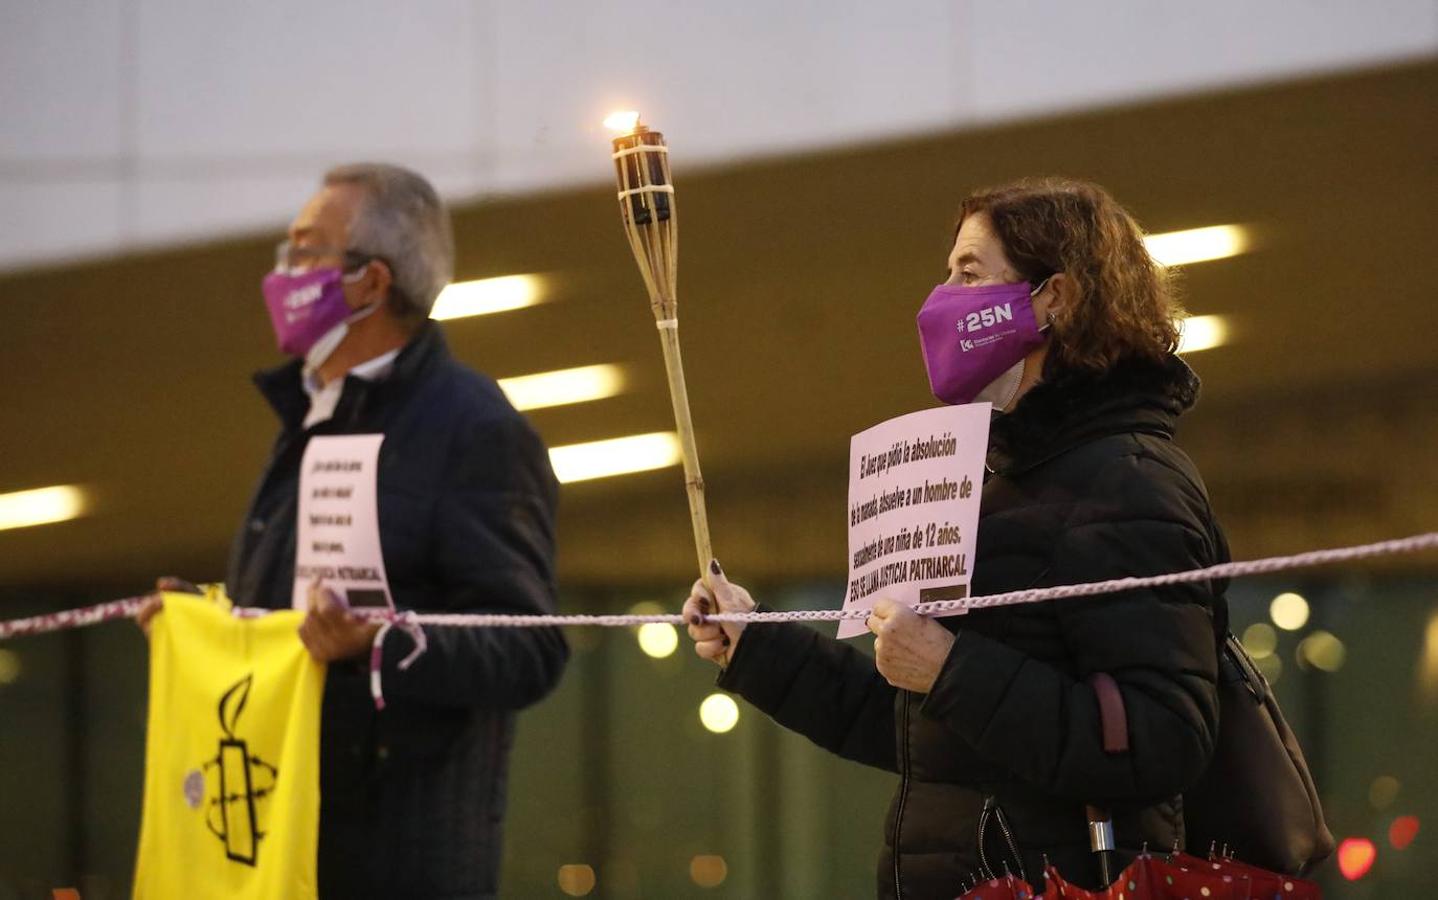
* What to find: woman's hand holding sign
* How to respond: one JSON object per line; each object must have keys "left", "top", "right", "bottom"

{"left": 680, "top": 567, "right": 955, "bottom": 692}
{"left": 867, "top": 598, "right": 955, "bottom": 693}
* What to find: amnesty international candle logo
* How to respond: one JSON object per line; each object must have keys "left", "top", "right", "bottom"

{"left": 193, "top": 673, "right": 280, "bottom": 867}
{"left": 135, "top": 595, "right": 324, "bottom": 898}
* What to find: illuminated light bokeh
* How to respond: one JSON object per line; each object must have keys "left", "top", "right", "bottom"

{"left": 1297, "top": 630, "right": 1345, "bottom": 672}
{"left": 0, "top": 649, "right": 21, "bottom": 685}
{"left": 699, "top": 693, "right": 740, "bottom": 734}
{"left": 1336, "top": 837, "right": 1376, "bottom": 881}
{"left": 1269, "top": 592, "right": 1310, "bottom": 631}
{"left": 548, "top": 432, "right": 682, "bottom": 484}
{"left": 637, "top": 623, "right": 679, "bottom": 658}
{"left": 1175, "top": 315, "right": 1230, "bottom": 355}
{"left": 0, "top": 484, "right": 88, "bottom": 532}
{"left": 1241, "top": 622, "right": 1278, "bottom": 658}
{"left": 498, "top": 364, "right": 626, "bottom": 412}
{"left": 603, "top": 110, "right": 642, "bottom": 133}
{"left": 431, "top": 274, "right": 543, "bottom": 320}
{"left": 1389, "top": 815, "right": 1420, "bottom": 851}
{"left": 1253, "top": 652, "right": 1282, "bottom": 685}
{"left": 1144, "top": 224, "right": 1250, "bottom": 266}
{"left": 556, "top": 864, "right": 597, "bottom": 896}
{"left": 1419, "top": 611, "right": 1438, "bottom": 705}
{"left": 1369, "top": 775, "right": 1401, "bottom": 810}
{"left": 689, "top": 854, "right": 728, "bottom": 888}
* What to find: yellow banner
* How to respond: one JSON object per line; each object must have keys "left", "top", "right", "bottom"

{"left": 134, "top": 592, "right": 324, "bottom": 900}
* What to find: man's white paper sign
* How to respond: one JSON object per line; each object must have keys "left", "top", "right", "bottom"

{"left": 293, "top": 433, "right": 394, "bottom": 611}
{"left": 838, "top": 404, "right": 990, "bottom": 638}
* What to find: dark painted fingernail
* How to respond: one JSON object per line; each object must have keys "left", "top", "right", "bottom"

{"left": 722, "top": 636, "right": 731, "bottom": 647}
{"left": 710, "top": 559, "right": 722, "bottom": 576}
{"left": 688, "top": 613, "right": 702, "bottom": 626}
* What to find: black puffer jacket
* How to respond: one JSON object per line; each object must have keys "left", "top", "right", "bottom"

{"left": 228, "top": 323, "right": 568, "bottom": 899}
{"left": 719, "top": 355, "right": 1224, "bottom": 899}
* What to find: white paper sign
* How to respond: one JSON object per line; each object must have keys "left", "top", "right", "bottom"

{"left": 838, "top": 404, "right": 991, "bottom": 638}
{"left": 293, "top": 434, "right": 393, "bottom": 611}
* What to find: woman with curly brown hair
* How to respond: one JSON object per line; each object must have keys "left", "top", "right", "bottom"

{"left": 683, "top": 178, "right": 1227, "bottom": 899}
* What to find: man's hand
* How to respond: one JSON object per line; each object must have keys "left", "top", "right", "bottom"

{"left": 137, "top": 576, "right": 203, "bottom": 638}
{"left": 298, "top": 581, "right": 382, "bottom": 663}
{"left": 867, "top": 598, "right": 956, "bottom": 693}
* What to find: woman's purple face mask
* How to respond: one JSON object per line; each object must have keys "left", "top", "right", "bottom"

{"left": 916, "top": 279, "right": 1049, "bottom": 406}
{"left": 916, "top": 215, "right": 1055, "bottom": 409}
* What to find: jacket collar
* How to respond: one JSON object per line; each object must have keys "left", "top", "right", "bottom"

{"left": 987, "top": 353, "right": 1200, "bottom": 476}
{"left": 253, "top": 321, "right": 451, "bottom": 430}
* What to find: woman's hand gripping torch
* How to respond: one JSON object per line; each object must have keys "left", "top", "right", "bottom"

{"left": 606, "top": 111, "right": 718, "bottom": 615}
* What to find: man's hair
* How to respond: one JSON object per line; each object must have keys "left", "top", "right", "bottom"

{"left": 958, "top": 177, "right": 1184, "bottom": 374}
{"left": 323, "top": 163, "right": 455, "bottom": 326}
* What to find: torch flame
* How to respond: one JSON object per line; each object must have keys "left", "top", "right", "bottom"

{"left": 604, "top": 110, "right": 642, "bottom": 134}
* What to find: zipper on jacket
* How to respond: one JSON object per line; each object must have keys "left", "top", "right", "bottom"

{"left": 977, "top": 796, "right": 995, "bottom": 881}
{"left": 976, "top": 795, "right": 1027, "bottom": 882}
{"left": 892, "top": 690, "right": 912, "bottom": 900}
{"left": 992, "top": 799, "right": 1027, "bottom": 884}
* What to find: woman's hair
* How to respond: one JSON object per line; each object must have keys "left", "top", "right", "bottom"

{"left": 958, "top": 177, "right": 1184, "bottom": 374}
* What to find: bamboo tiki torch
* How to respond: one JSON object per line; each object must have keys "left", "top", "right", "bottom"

{"left": 606, "top": 111, "right": 715, "bottom": 594}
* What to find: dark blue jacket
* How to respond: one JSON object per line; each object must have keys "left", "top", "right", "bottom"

{"left": 227, "top": 322, "right": 568, "bottom": 899}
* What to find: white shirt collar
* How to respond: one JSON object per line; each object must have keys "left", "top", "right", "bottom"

{"left": 301, "top": 348, "right": 401, "bottom": 429}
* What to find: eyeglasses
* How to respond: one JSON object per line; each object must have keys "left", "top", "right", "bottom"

{"left": 273, "top": 240, "right": 374, "bottom": 273}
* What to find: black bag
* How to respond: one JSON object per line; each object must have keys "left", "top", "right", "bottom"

{"left": 1182, "top": 631, "right": 1335, "bottom": 874}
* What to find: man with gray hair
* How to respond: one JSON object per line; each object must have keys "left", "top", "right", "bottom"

{"left": 152, "top": 163, "right": 568, "bottom": 897}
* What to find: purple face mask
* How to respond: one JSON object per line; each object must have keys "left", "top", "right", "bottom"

{"left": 916, "top": 279, "right": 1050, "bottom": 408}
{"left": 261, "top": 267, "right": 356, "bottom": 357}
